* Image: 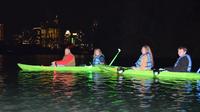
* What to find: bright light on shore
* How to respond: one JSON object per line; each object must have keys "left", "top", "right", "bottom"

{"left": 65, "top": 30, "right": 71, "bottom": 35}
{"left": 72, "top": 33, "right": 78, "bottom": 36}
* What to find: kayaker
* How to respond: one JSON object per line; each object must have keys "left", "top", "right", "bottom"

{"left": 92, "top": 48, "right": 105, "bottom": 65}
{"left": 165, "top": 47, "right": 192, "bottom": 72}
{"left": 52, "top": 48, "right": 76, "bottom": 66}
{"left": 133, "top": 45, "right": 154, "bottom": 70}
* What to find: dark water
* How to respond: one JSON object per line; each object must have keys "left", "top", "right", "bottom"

{"left": 0, "top": 54, "right": 200, "bottom": 112}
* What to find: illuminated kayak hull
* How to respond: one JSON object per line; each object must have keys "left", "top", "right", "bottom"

{"left": 17, "top": 63, "right": 111, "bottom": 72}
{"left": 18, "top": 63, "right": 200, "bottom": 80}
{"left": 105, "top": 67, "right": 200, "bottom": 80}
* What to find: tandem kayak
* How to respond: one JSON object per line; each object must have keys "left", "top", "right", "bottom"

{"left": 18, "top": 63, "right": 200, "bottom": 80}
{"left": 17, "top": 63, "right": 115, "bottom": 73}
{"left": 104, "top": 67, "right": 200, "bottom": 80}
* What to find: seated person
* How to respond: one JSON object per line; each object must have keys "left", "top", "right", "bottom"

{"left": 165, "top": 47, "right": 192, "bottom": 72}
{"left": 133, "top": 45, "right": 154, "bottom": 70}
{"left": 92, "top": 48, "right": 105, "bottom": 65}
{"left": 52, "top": 48, "right": 75, "bottom": 66}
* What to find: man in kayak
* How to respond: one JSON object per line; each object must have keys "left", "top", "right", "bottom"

{"left": 52, "top": 48, "right": 76, "bottom": 66}
{"left": 165, "top": 47, "right": 192, "bottom": 72}
{"left": 133, "top": 45, "right": 154, "bottom": 70}
{"left": 92, "top": 48, "right": 105, "bottom": 65}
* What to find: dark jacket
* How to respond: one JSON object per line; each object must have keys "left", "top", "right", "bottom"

{"left": 166, "top": 54, "right": 192, "bottom": 72}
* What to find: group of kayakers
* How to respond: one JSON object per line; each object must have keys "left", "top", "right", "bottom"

{"left": 51, "top": 45, "right": 192, "bottom": 72}
{"left": 131, "top": 45, "right": 192, "bottom": 72}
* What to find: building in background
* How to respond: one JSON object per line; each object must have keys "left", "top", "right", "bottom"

{"left": 33, "top": 26, "right": 61, "bottom": 49}
{"left": 14, "top": 16, "right": 62, "bottom": 49}
{"left": 13, "top": 16, "right": 94, "bottom": 52}
{"left": 0, "top": 24, "right": 4, "bottom": 41}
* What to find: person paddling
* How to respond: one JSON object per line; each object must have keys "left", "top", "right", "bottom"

{"left": 92, "top": 49, "right": 105, "bottom": 65}
{"left": 52, "top": 48, "right": 76, "bottom": 66}
{"left": 165, "top": 47, "right": 192, "bottom": 72}
{"left": 133, "top": 45, "right": 154, "bottom": 70}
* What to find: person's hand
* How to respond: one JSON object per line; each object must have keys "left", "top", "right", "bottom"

{"left": 159, "top": 68, "right": 168, "bottom": 71}
{"left": 51, "top": 61, "right": 56, "bottom": 66}
{"left": 131, "top": 66, "right": 136, "bottom": 70}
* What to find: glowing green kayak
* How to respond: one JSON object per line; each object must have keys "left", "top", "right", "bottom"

{"left": 18, "top": 63, "right": 200, "bottom": 80}
{"left": 17, "top": 63, "right": 113, "bottom": 73}
{"left": 104, "top": 67, "right": 200, "bottom": 80}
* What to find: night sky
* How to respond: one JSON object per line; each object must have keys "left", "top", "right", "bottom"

{"left": 0, "top": 0, "right": 200, "bottom": 60}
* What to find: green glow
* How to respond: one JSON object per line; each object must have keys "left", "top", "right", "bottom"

{"left": 18, "top": 63, "right": 200, "bottom": 81}
{"left": 17, "top": 63, "right": 111, "bottom": 73}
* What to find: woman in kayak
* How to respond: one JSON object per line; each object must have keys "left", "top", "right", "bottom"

{"left": 92, "top": 48, "right": 105, "bottom": 65}
{"left": 165, "top": 47, "right": 192, "bottom": 72}
{"left": 52, "top": 48, "right": 76, "bottom": 66}
{"left": 133, "top": 45, "right": 154, "bottom": 70}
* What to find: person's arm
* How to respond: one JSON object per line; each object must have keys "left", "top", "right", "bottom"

{"left": 99, "top": 56, "right": 105, "bottom": 64}
{"left": 55, "top": 58, "right": 67, "bottom": 65}
{"left": 164, "top": 67, "right": 173, "bottom": 71}
{"left": 140, "top": 55, "right": 147, "bottom": 70}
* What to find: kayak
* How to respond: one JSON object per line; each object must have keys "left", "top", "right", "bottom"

{"left": 18, "top": 63, "right": 200, "bottom": 80}
{"left": 17, "top": 63, "right": 114, "bottom": 73}
{"left": 104, "top": 67, "right": 200, "bottom": 80}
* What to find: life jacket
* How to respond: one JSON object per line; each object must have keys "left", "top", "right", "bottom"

{"left": 93, "top": 55, "right": 105, "bottom": 65}
{"left": 135, "top": 53, "right": 153, "bottom": 69}
{"left": 174, "top": 54, "right": 192, "bottom": 72}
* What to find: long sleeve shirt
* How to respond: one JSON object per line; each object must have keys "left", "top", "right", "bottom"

{"left": 56, "top": 54, "right": 75, "bottom": 66}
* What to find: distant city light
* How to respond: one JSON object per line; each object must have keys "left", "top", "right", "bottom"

{"left": 12, "top": 17, "right": 94, "bottom": 51}
{"left": 65, "top": 30, "right": 71, "bottom": 36}
{"left": 72, "top": 33, "right": 78, "bottom": 36}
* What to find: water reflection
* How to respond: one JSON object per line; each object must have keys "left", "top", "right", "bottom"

{"left": 5, "top": 71, "right": 200, "bottom": 111}
{"left": 92, "top": 73, "right": 102, "bottom": 85}
{"left": 0, "top": 55, "right": 4, "bottom": 95}
{"left": 52, "top": 72, "right": 76, "bottom": 98}
{"left": 0, "top": 55, "right": 4, "bottom": 70}
{"left": 196, "top": 80, "right": 200, "bottom": 103}
{"left": 0, "top": 75, "right": 5, "bottom": 95}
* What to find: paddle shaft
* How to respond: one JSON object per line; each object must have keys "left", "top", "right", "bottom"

{"left": 109, "top": 49, "right": 121, "bottom": 66}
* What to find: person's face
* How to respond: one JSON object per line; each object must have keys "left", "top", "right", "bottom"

{"left": 65, "top": 49, "right": 70, "bottom": 55}
{"left": 178, "top": 49, "right": 186, "bottom": 57}
{"left": 141, "top": 47, "right": 147, "bottom": 54}
{"left": 95, "top": 50, "right": 100, "bottom": 56}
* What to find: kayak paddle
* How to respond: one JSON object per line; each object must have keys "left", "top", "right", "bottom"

{"left": 109, "top": 48, "right": 121, "bottom": 66}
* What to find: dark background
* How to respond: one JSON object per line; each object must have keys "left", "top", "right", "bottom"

{"left": 0, "top": 0, "right": 200, "bottom": 69}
